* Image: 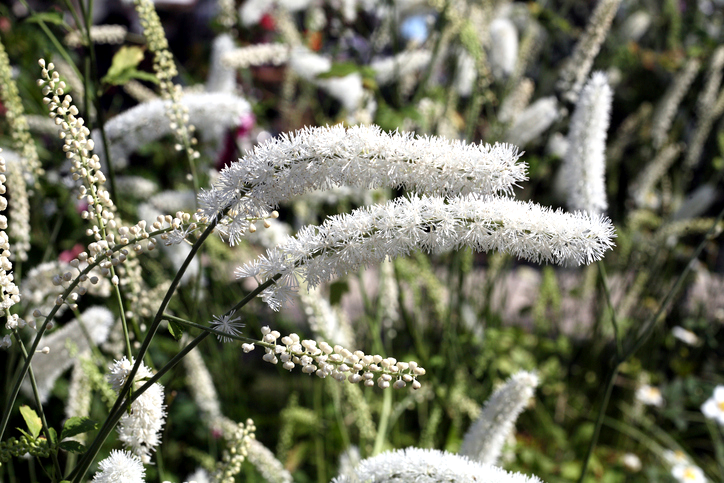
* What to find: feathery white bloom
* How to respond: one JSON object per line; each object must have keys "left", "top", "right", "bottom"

{"left": 562, "top": 72, "right": 612, "bottom": 215}
{"left": 200, "top": 124, "right": 527, "bottom": 244}
{"left": 370, "top": 50, "right": 432, "bottom": 85}
{"left": 505, "top": 97, "right": 559, "bottom": 147}
{"left": 109, "top": 357, "right": 166, "bottom": 463}
{"left": 701, "top": 385, "right": 724, "bottom": 425}
{"left": 222, "top": 44, "right": 291, "bottom": 69}
{"left": 210, "top": 311, "right": 244, "bottom": 342}
{"left": 0, "top": 149, "right": 21, "bottom": 314}
{"left": 237, "top": 194, "right": 615, "bottom": 308}
{"left": 651, "top": 59, "right": 700, "bottom": 149}
{"left": 459, "top": 371, "right": 539, "bottom": 465}
{"left": 66, "top": 357, "right": 93, "bottom": 431}
{"left": 247, "top": 439, "right": 293, "bottom": 483}
{"left": 672, "top": 464, "right": 707, "bottom": 483}
{"left": 4, "top": 155, "right": 30, "bottom": 261}
{"left": 95, "top": 92, "right": 251, "bottom": 168}
{"left": 22, "top": 306, "right": 115, "bottom": 402}
{"left": 182, "top": 341, "right": 223, "bottom": 427}
{"left": 92, "top": 449, "right": 146, "bottom": 483}
{"left": 489, "top": 18, "right": 518, "bottom": 79}
{"left": 331, "top": 447, "right": 543, "bottom": 483}
{"left": 288, "top": 47, "right": 331, "bottom": 79}
{"left": 621, "top": 11, "right": 651, "bottom": 42}
{"left": 206, "top": 34, "right": 238, "bottom": 94}
{"left": 635, "top": 384, "right": 664, "bottom": 407}
{"left": 671, "top": 326, "right": 699, "bottom": 346}
{"left": 454, "top": 50, "right": 477, "bottom": 97}
{"left": 629, "top": 143, "right": 682, "bottom": 208}
{"left": 300, "top": 286, "right": 354, "bottom": 347}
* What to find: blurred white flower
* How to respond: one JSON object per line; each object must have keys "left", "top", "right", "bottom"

{"left": 663, "top": 449, "right": 691, "bottom": 466}
{"left": 635, "top": 384, "right": 664, "bottom": 407}
{"left": 672, "top": 326, "right": 700, "bottom": 346}
{"left": 701, "top": 385, "right": 724, "bottom": 425}
{"left": 672, "top": 464, "right": 707, "bottom": 483}
{"left": 621, "top": 452, "right": 641, "bottom": 472}
{"left": 489, "top": 18, "right": 518, "bottom": 79}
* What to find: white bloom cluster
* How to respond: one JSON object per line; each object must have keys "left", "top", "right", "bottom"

{"left": 206, "top": 34, "right": 237, "bottom": 94}
{"left": 5, "top": 160, "right": 30, "bottom": 261}
{"left": 38, "top": 60, "right": 116, "bottom": 235}
{"left": 331, "top": 447, "right": 543, "bottom": 483}
{"left": 213, "top": 419, "right": 256, "bottom": 483}
{"left": 562, "top": 72, "right": 612, "bottom": 216}
{"left": 95, "top": 92, "right": 251, "bottom": 168}
{"left": 65, "top": 25, "right": 128, "bottom": 48}
{"left": 370, "top": 50, "right": 432, "bottom": 85}
{"left": 200, "top": 124, "right": 526, "bottom": 244}
{"left": 288, "top": 48, "right": 364, "bottom": 111}
{"left": 92, "top": 449, "right": 146, "bottom": 483}
{"left": 108, "top": 357, "right": 167, "bottom": 463}
{"left": 242, "top": 326, "right": 425, "bottom": 389}
{"left": 237, "top": 194, "right": 614, "bottom": 307}
{"left": 300, "top": 286, "right": 354, "bottom": 347}
{"left": 459, "top": 371, "right": 539, "bottom": 465}
{"left": 701, "top": 385, "right": 724, "bottom": 425}
{"left": 0, "top": 150, "right": 21, "bottom": 318}
{"left": 505, "top": 97, "right": 559, "bottom": 147}
{"left": 489, "top": 18, "right": 518, "bottom": 80}
{"left": 222, "top": 43, "right": 291, "bottom": 69}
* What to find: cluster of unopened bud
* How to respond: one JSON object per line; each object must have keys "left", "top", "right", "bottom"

{"left": 155, "top": 211, "right": 201, "bottom": 245}
{"left": 242, "top": 326, "right": 425, "bottom": 389}
{"left": 0, "top": 151, "right": 21, "bottom": 314}
{"left": 38, "top": 59, "right": 116, "bottom": 232}
{"left": 214, "top": 419, "right": 256, "bottom": 483}
{"left": 246, "top": 210, "right": 280, "bottom": 234}
{"left": 0, "top": 434, "right": 51, "bottom": 464}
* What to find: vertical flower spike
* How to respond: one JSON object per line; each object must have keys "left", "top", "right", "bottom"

{"left": 0, "top": 40, "right": 43, "bottom": 181}
{"left": 556, "top": 0, "right": 622, "bottom": 103}
{"left": 562, "top": 72, "right": 612, "bottom": 216}
{"left": 331, "top": 447, "right": 544, "bottom": 483}
{"left": 0, "top": 150, "right": 21, "bottom": 317}
{"left": 459, "top": 371, "right": 539, "bottom": 465}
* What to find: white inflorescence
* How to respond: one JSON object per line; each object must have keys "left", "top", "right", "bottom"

{"left": 210, "top": 311, "right": 245, "bottom": 343}
{"left": 562, "top": 72, "right": 612, "bottom": 216}
{"left": 108, "top": 357, "right": 166, "bottom": 464}
{"left": 222, "top": 43, "right": 291, "bottom": 69}
{"left": 92, "top": 449, "right": 146, "bottom": 483}
{"left": 199, "top": 124, "right": 527, "bottom": 244}
{"left": 331, "top": 447, "right": 544, "bottom": 483}
{"left": 236, "top": 194, "right": 615, "bottom": 308}
{"left": 0, "top": 149, "right": 21, "bottom": 321}
{"left": 701, "top": 385, "right": 724, "bottom": 426}
{"left": 459, "top": 371, "right": 539, "bottom": 465}
{"left": 242, "top": 326, "right": 426, "bottom": 389}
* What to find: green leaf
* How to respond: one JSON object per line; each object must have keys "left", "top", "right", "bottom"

{"left": 24, "top": 11, "right": 66, "bottom": 26}
{"left": 316, "top": 62, "right": 376, "bottom": 80}
{"left": 168, "top": 320, "right": 184, "bottom": 340}
{"left": 102, "top": 46, "right": 159, "bottom": 86}
{"left": 59, "top": 440, "right": 86, "bottom": 454}
{"left": 19, "top": 405, "right": 42, "bottom": 439}
{"left": 48, "top": 427, "right": 58, "bottom": 446}
{"left": 61, "top": 417, "right": 98, "bottom": 441}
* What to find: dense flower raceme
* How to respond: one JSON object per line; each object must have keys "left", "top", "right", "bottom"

{"left": 199, "top": 124, "right": 527, "bottom": 244}
{"left": 108, "top": 357, "right": 167, "bottom": 464}
{"left": 241, "top": 326, "right": 425, "bottom": 389}
{"left": 331, "top": 447, "right": 544, "bottom": 483}
{"left": 236, "top": 194, "right": 615, "bottom": 309}
{"left": 459, "top": 371, "right": 539, "bottom": 465}
{"left": 562, "top": 72, "right": 612, "bottom": 216}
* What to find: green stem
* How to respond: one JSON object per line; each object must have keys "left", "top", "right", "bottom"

{"left": 597, "top": 260, "right": 621, "bottom": 357}
{"left": 372, "top": 387, "right": 392, "bottom": 455}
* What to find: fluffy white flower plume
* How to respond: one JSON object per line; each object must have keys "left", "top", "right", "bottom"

{"left": 94, "top": 92, "right": 251, "bottom": 168}
{"left": 562, "top": 72, "right": 612, "bottom": 215}
{"left": 489, "top": 18, "right": 518, "bottom": 79}
{"left": 331, "top": 447, "right": 543, "bottom": 483}
{"left": 370, "top": 50, "right": 432, "bottom": 85}
{"left": 92, "top": 449, "right": 146, "bottom": 483}
{"left": 200, "top": 124, "right": 527, "bottom": 244}
{"left": 206, "top": 33, "right": 238, "bottom": 94}
{"left": 108, "top": 357, "right": 166, "bottom": 463}
{"left": 505, "top": 97, "right": 559, "bottom": 147}
{"left": 459, "top": 371, "right": 539, "bottom": 465}
{"left": 222, "top": 43, "right": 291, "bottom": 69}
{"left": 237, "top": 194, "right": 615, "bottom": 309}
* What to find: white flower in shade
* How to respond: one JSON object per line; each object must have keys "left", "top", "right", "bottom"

{"left": 459, "top": 371, "right": 539, "bottom": 465}
{"left": 701, "top": 385, "right": 724, "bottom": 425}
{"left": 236, "top": 194, "right": 615, "bottom": 309}
{"left": 331, "top": 447, "right": 543, "bottom": 483}
{"left": 672, "top": 464, "right": 707, "bottom": 483}
{"left": 672, "top": 326, "right": 700, "bottom": 346}
{"left": 92, "top": 449, "right": 146, "bottom": 483}
{"left": 621, "top": 452, "right": 642, "bottom": 472}
{"left": 635, "top": 384, "right": 664, "bottom": 407}
{"left": 562, "top": 72, "right": 612, "bottom": 216}
{"left": 206, "top": 33, "right": 237, "bottom": 94}
{"left": 505, "top": 97, "right": 559, "bottom": 147}
{"left": 210, "top": 311, "right": 244, "bottom": 342}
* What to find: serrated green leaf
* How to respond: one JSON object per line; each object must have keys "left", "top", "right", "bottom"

{"left": 102, "top": 46, "right": 158, "bottom": 86}
{"left": 19, "top": 405, "right": 42, "bottom": 439}
{"left": 59, "top": 440, "right": 86, "bottom": 454}
{"left": 168, "top": 320, "right": 184, "bottom": 340}
{"left": 61, "top": 417, "right": 98, "bottom": 441}
{"left": 24, "top": 11, "right": 66, "bottom": 26}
